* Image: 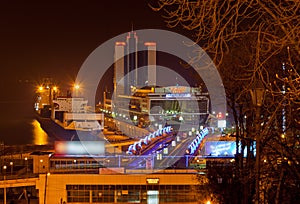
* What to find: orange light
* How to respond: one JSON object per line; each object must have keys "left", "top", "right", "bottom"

{"left": 144, "top": 42, "right": 156, "bottom": 46}
{"left": 115, "top": 42, "right": 126, "bottom": 46}
{"left": 217, "top": 112, "right": 223, "bottom": 119}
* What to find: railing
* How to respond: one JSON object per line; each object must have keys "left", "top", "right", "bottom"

{"left": 49, "top": 155, "right": 207, "bottom": 174}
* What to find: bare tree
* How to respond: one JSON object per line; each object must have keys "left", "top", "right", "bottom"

{"left": 151, "top": 0, "right": 299, "bottom": 66}
{"left": 151, "top": 0, "right": 300, "bottom": 203}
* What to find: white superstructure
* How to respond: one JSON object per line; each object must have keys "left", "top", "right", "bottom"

{"left": 52, "top": 97, "right": 104, "bottom": 131}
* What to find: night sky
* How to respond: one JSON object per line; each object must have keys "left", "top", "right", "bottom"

{"left": 0, "top": 0, "right": 203, "bottom": 144}
{"left": 0, "top": 0, "right": 168, "bottom": 95}
{"left": 0, "top": 0, "right": 201, "bottom": 99}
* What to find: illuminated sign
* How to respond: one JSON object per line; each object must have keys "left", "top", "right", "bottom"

{"left": 166, "top": 93, "right": 191, "bottom": 98}
{"left": 146, "top": 178, "right": 159, "bottom": 184}
{"left": 55, "top": 141, "right": 105, "bottom": 155}
{"left": 166, "top": 86, "right": 190, "bottom": 93}
{"left": 205, "top": 141, "right": 235, "bottom": 157}
{"left": 155, "top": 86, "right": 191, "bottom": 94}
{"left": 205, "top": 141, "right": 256, "bottom": 157}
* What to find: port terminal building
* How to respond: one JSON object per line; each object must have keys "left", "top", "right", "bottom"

{"left": 0, "top": 130, "right": 238, "bottom": 203}
{"left": 1, "top": 31, "right": 229, "bottom": 203}
{"left": 0, "top": 141, "right": 206, "bottom": 204}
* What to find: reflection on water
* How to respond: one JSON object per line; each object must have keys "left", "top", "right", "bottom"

{"left": 31, "top": 119, "right": 49, "bottom": 145}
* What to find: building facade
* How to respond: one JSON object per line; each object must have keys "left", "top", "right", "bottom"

{"left": 38, "top": 173, "right": 200, "bottom": 204}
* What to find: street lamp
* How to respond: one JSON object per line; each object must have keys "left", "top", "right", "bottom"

{"left": 74, "top": 83, "right": 80, "bottom": 97}
{"left": 9, "top": 161, "right": 13, "bottom": 176}
{"left": 25, "top": 157, "right": 28, "bottom": 178}
{"left": 3, "top": 165, "right": 7, "bottom": 204}
{"left": 250, "top": 79, "right": 265, "bottom": 204}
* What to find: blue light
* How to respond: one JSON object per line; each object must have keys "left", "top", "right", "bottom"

{"left": 186, "top": 128, "right": 209, "bottom": 155}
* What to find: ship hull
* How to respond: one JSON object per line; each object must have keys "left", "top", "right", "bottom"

{"left": 36, "top": 114, "right": 103, "bottom": 141}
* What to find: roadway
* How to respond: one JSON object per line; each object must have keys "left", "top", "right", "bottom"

{"left": 154, "top": 136, "right": 195, "bottom": 169}
{"left": 126, "top": 135, "right": 175, "bottom": 169}
{"left": 131, "top": 129, "right": 214, "bottom": 169}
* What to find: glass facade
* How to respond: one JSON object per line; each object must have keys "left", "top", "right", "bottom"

{"left": 66, "top": 184, "right": 197, "bottom": 203}
{"left": 150, "top": 99, "right": 208, "bottom": 114}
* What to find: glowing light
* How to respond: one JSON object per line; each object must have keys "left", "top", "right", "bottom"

{"left": 74, "top": 84, "right": 80, "bottom": 90}
{"left": 166, "top": 93, "right": 191, "bottom": 98}
{"left": 127, "top": 126, "right": 173, "bottom": 154}
{"left": 115, "top": 42, "right": 126, "bottom": 46}
{"left": 39, "top": 86, "right": 43, "bottom": 91}
{"left": 217, "top": 112, "right": 223, "bottom": 119}
{"left": 144, "top": 42, "right": 156, "bottom": 46}
{"left": 146, "top": 178, "right": 159, "bottom": 184}
{"left": 187, "top": 128, "right": 209, "bottom": 155}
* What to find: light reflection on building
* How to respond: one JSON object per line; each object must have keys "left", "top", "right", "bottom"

{"left": 31, "top": 120, "right": 48, "bottom": 145}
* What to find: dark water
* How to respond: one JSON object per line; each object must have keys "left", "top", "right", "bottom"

{"left": 0, "top": 81, "right": 51, "bottom": 146}
{"left": 0, "top": 101, "right": 51, "bottom": 146}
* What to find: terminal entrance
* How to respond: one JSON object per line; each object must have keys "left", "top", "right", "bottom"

{"left": 147, "top": 190, "right": 159, "bottom": 204}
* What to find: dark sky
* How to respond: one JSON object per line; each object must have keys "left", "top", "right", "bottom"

{"left": 0, "top": 1, "right": 205, "bottom": 145}
{"left": 0, "top": 0, "right": 202, "bottom": 104}
{"left": 0, "top": 0, "right": 167, "bottom": 92}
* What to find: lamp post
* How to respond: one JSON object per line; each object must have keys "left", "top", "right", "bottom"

{"left": 74, "top": 83, "right": 80, "bottom": 97}
{"left": 9, "top": 161, "right": 13, "bottom": 177}
{"left": 25, "top": 157, "right": 28, "bottom": 178}
{"left": 3, "top": 165, "right": 7, "bottom": 204}
{"left": 250, "top": 79, "right": 265, "bottom": 204}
